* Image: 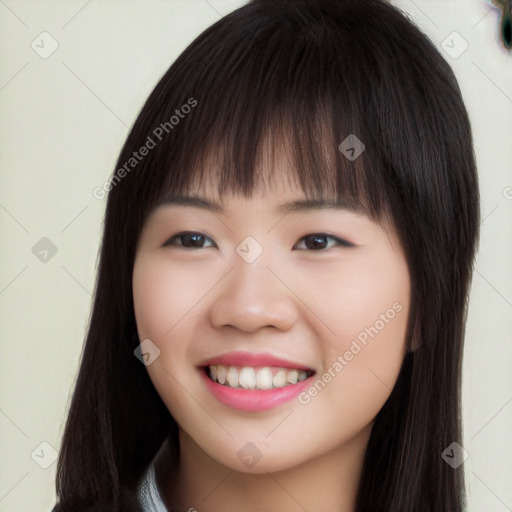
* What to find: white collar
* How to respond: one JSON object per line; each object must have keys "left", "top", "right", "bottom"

{"left": 137, "top": 440, "right": 170, "bottom": 511}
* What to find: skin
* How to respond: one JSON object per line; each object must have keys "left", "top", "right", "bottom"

{"left": 132, "top": 164, "right": 411, "bottom": 512}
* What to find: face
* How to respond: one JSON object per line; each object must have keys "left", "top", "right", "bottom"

{"left": 132, "top": 165, "right": 411, "bottom": 475}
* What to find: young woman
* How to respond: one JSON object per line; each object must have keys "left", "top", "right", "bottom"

{"left": 53, "top": 0, "right": 480, "bottom": 510}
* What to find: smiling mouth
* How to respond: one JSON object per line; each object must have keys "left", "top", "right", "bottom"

{"left": 204, "top": 365, "right": 315, "bottom": 390}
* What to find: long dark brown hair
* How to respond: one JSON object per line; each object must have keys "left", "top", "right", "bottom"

{"left": 53, "top": 0, "right": 480, "bottom": 510}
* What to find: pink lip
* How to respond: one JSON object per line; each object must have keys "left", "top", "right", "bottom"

{"left": 200, "top": 369, "right": 314, "bottom": 412}
{"left": 199, "top": 351, "right": 315, "bottom": 412}
{"left": 201, "top": 351, "right": 313, "bottom": 371}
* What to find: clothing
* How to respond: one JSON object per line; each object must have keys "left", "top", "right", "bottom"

{"left": 137, "top": 459, "right": 169, "bottom": 511}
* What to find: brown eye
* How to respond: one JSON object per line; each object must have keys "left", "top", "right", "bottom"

{"left": 163, "top": 232, "right": 353, "bottom": 251}
{"left": 164, "top": 232, "right": 216, "bottom": 249}
{"left": 295, "top": 234, "right": 354, "bottom": 251}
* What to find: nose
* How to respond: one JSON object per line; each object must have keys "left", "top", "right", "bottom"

{"left": 209, "top": 257, "right": 298, "bottom": 333}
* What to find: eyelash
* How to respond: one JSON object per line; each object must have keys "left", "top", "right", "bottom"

{"left": 163, "top": 231, "right": 355, "bottom": 251}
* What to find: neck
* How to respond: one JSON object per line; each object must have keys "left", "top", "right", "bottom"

{"left": 157, "top": 426, "right": 371, "bottom": 512}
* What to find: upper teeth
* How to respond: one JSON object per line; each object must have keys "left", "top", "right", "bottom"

{"left": 208, "top": 365, "right": 311, "bottom": 390}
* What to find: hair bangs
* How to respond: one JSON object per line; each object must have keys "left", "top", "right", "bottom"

{"left": 148, "top": 1, "right": 393, "bottom": 224}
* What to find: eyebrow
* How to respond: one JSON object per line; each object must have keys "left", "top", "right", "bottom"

{"left": 155, "top": 194, "right": 363, "bottom": 216}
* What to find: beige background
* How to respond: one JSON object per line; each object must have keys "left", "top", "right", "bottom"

{"left": 0, "top": 1, "right": 511, "bottom": 510}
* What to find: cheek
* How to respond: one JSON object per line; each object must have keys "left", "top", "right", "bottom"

{"left": 132, "top": 266, "right": 169, "bottom": 341}
{"left": 132, "top": 256, "right": 211, "bottom": 341}
{"left": 132, "top": 255, "right": 203, "bottom": 414}
{"left": 294, "top": 248, "right": 410, "bottom": 359}
{"left": 132, "top": 255, "right": 199, "bottom": 404}
{"left": 295, "top": 250, "right": 410, "bottom": 433}
{"left": 296, "top": 310, "right": 408, "bottom": 452}
{"left": 132, "top": 255, "right": 225, "bottom": 393}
